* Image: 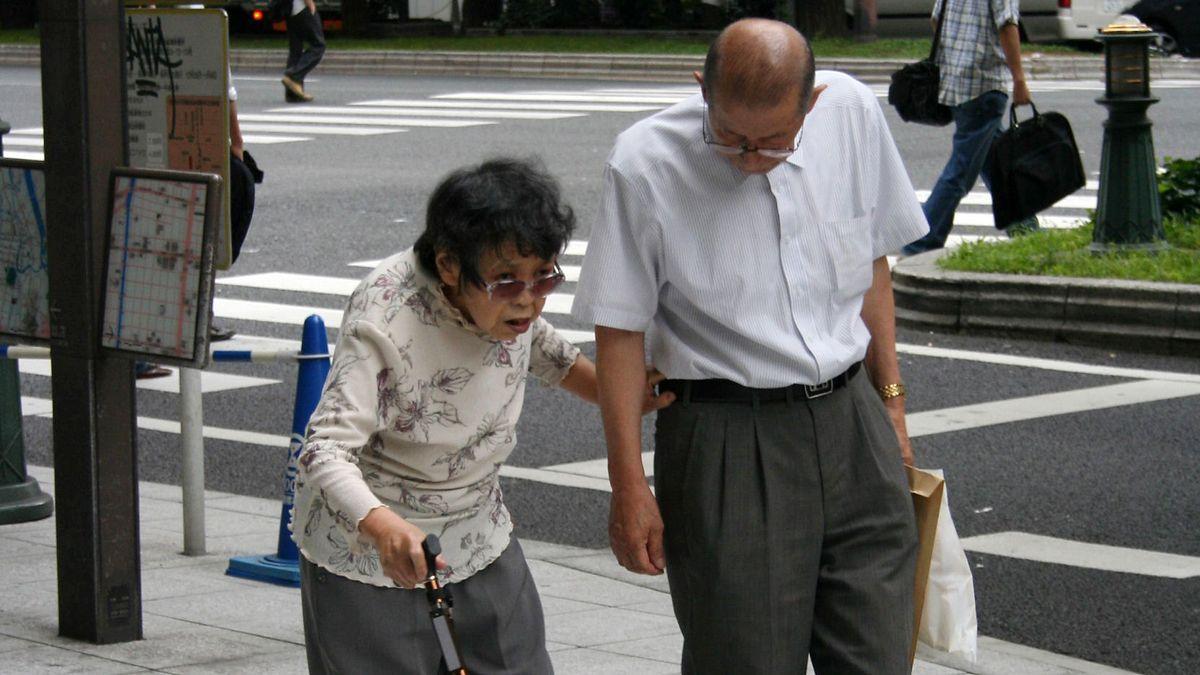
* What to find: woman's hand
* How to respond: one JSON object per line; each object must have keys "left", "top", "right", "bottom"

{"left": 358, "top": 507, "right": 445, "bottom": 588}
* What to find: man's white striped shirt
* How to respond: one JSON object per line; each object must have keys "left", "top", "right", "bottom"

{"left": 572, "top": 72, "right": 928, "bottom": 388}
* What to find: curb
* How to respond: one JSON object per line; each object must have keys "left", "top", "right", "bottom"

{"left": 892, "top": 249, "right": 1200, "bottom": 357}
{"left": 2, "top": 44, "right": 1198, "bottom": 83}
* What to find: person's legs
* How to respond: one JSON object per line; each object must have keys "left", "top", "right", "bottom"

{"left": 655, "top": 394, "right": 822, "bottom": 673}
{"left": 807, "top": 373, "right": 918, "bottom": 675}
{"left": 289, "top": 9, "right": 326, "bottom": 85}
{"left": 903, "top": 90, "right": 1009, "bottom": 255}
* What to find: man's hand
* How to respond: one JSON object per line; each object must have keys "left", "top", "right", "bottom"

{"left": 358, "top": 506, "right": 445, "bottom": 588}
{"left": 1012, "top": 79, "right": 1032, "bottom": 107}
{"left": 609, "top": 482, "right": 666, "bottom": 575}
{"left": 642, "top": 368, "right": 675, "bottom": 415}
{"left": 305, "top": 0, "right": 317, "bottom": 14}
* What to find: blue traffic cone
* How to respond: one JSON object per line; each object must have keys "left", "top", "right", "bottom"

{"left": 226, "top": 315, "right": 330, "bottom": 586}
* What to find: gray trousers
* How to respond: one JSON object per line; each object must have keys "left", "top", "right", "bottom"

{"left": 301, "top": 538, "right": 553, "bottom": 674}
{"left": 654, "top": 369, "right": 918, "bottom": 674}
{"left": 284, "top": 8, "right": 325, "bottom": 83}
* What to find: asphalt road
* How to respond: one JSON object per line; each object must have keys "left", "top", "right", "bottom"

{"left": 2, "top": 66, "right": 1199, "bottom": 674}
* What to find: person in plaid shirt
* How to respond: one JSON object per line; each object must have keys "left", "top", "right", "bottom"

{"left": 902, "top": 0, "right": 1038, "bottom": 255}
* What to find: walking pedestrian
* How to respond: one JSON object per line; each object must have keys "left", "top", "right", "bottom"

{"left": 902, "top": 0, "right": 1038, "bottom": 256}
{"left": 573, "top": 18, "right": 927, "bottom": 674}
{"left": 293, "top": 158, "right": 673, "bottom": 673}
{"left": 281, "top": 0, "right": 325, "bottom": 103}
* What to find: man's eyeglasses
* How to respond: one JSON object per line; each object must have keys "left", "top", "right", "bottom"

{"left": 481, "top": 265, "right": 566, "bottom": 302}
{"left": 702, "top": 105, "right": 803, "bottom": 159}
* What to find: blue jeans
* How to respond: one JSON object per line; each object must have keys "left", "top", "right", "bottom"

{"left": 903, "top": 90, "right": 1035, "bottom": 255}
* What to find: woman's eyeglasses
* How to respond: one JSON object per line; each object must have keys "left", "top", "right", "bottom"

{"left": 481, "top": 265, "right": 566, "bottom": 302}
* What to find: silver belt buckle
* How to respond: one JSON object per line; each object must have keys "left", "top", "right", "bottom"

{"left": 803, "top": 380, "right": 833, "bottom": 399}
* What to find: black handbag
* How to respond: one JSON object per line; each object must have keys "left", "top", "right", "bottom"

{"left": 229, "top": 149, "right": 264, "bottom": 264}
{"left": 888, "top": 0, "right": 952, "bottom": 126}
{"left": 985, "top": 103, "right": 1086, "bottom": 230}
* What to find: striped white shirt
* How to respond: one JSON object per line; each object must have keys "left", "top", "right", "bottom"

{"left": 572, "top": 71, "right": 927, "bottom": 388}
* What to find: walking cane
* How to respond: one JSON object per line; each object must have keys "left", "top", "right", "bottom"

{"left": 422, "top": 535, "right": 468, "bottom": 675}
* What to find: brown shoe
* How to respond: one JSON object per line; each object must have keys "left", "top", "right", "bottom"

{"left": 284, "top": 86, "right": 314, "bottom": 103}
{"left": 281, "top": 75, "right": 305, "bottom": 98}
{"left": 135, "top": 362, "right": 172, "bottom": 380}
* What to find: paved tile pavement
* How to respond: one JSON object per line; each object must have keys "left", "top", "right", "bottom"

{"left": 0, "top": 465, "right": 1137, "bottom": 674}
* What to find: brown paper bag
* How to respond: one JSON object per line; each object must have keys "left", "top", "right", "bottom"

{"left": 906, "top": 465, "right": 945, "bottom": 665}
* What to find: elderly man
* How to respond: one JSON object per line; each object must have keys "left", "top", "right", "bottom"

{"left": 572, "top": 19, "right": 928, "bottom": 674}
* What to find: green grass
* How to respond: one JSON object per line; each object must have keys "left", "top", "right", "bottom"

{"left": 938, "top": 217, "right": 1200, "bottom": 284}
{"left": 0, "top": 26, "right": 1085, "bottom": 57}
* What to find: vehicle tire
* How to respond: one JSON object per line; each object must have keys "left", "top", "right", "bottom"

{"left": 1146, "top": 21, "right": 1179, "bottom": 55}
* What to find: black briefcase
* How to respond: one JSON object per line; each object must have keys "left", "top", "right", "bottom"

{"left": 985, "top": 103, "right": 1086, "bottom": 229}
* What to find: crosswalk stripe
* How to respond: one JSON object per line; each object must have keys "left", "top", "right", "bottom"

{"left": 896, "top": 343, "right": 1200, "bottom": 384}
{"left": 1, "top": 150, "right": 42, "bottom": 161}
{"left": 0, "top": 136, "right": 42, "bottom": 147}
{"left": 16, "top": 359, "right": 279, "bottom": 393}
{"left": 239, "top": 123, "right": 405, "bottom": 136}
{"left": 214, "top": 297, "right": 344, "bottom": 329}
{"left": 241, "top": 134, "right": 311, "bottom": 144}
{"left": 20, "top": 395, "right": 291, "bottom": 447}
{"left": 916, "top": 189, "right": 1096, "bottom": 210}
{"left": 327, "top": 262, "right": 582, "bottom": 281}
{"left": 237, "top": 113, "right": 494, "bottom": 128}
{"left": 953, "top": 212, "right": 1086, "bottom": 229}
{"left": 219, "top": 272, "right": 361, "bottom": 296}
{"left": 434, "top": 92, "right": 690, "bottom": 104}
{"left": 961, "top": 532, "right": 1200, "bottom": 579}
{"left": 906, "top": 380, "right": 1200, "bottom": 437}
{"left": 354, "top": 99, "right": 664, "bottom": 113}
{"left": 266, "top": 106, "right": 587, "bottom": 120}
{"left": 534, "top": 380, "right": 1200, "bottom": 489}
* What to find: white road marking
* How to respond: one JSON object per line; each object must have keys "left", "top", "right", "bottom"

{"left": 916, "top": 189, "right": 1095, "bottom": 210}
{"left": 240, "top": 134, "right": 310, "bottom": 144}
{"left": 951, "top": 212, "right": 1086, "bottom": 229}
{"left": 906, "top": 380, "right": 1200, "bottom": 437}
{"left": 354, "top": 99, "right": 663, "bottom": 112}
{"left": 220, "top": 272, "right": 361, "bottom": 296}
{"left": 267, "top": 105, "right": 586, "bottom": 120}
{"left": 20, "top": 395, "right": 289, "bottom": 447}
{"left": 961, "top": 532, "right": 1200, "bottom": 579}
{"left": 237, "top": 113, "right": 494, "bottom": 128}
{"left": 16, "top": 360, "right": 279, "bottom": 393}
{"left": 499, "top": 465, "right": 614, "bottom": 492}
{"left": 239, "top": 123, "right": 405, "bottom": 135}
{"left": 0, "top": 150, "right": 43, "bottom": 161}
{"left": 0, "top": 136, "right": 42, "bottom": 147}
{"left": 897, "top": 343, "right": 1200, "bottom": 384}
{"left": 434, "top": 92, "right": 689, "bottom": 104}
{"left": 214, "top": 297, "right": 344, "bottom": 329}
{"left": 217, "top": 272, "right": 575, "bottom": 315}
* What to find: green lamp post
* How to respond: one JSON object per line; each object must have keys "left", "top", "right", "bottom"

{"left": 0, "top": 117, "right": 56, "bottom": 525}
{"left": 1091, "top": 20, "right": 1167, "bottom": 253}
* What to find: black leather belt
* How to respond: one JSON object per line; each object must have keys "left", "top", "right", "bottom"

{"left": 661, "top": 362, "right": 861, "bottom": 403}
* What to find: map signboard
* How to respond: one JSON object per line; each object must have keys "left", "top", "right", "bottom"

{"left": 125, "top": 7, "right": 233, "bottom": 270}
{"left": 0, "top": 158, "right": 50, "bottom": 343}
{"left": 101, "top": 168, "right": 221, "bottom": 367}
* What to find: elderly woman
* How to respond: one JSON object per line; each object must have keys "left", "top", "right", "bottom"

{"left": 292, "top": 158, "right": 672, "bottom": 674}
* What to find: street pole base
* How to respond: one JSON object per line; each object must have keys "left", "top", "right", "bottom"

{"left": 0, "top": 477, "right": 54, "bottom": 525}
{"left": 225, "top": 554, "right": 301, "bottom": 587}
{"left": 1088, "top": 240, "right": 1170, "bottom": 254}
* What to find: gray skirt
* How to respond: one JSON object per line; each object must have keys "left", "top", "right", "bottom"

{"left": 301, "top": 537, "right": 553, "bottom": 674}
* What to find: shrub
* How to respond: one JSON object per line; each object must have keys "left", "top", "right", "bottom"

{"left": 1159, "top": 155, "right": 1200, "bottom": 219}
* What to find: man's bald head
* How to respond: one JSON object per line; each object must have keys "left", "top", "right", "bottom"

{"left": 702, "top": 19, "right": 815, "bottom": 113}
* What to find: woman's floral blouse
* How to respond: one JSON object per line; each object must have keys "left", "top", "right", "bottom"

{"left": 291, "top": 249, "right": 580, "bottom": 586}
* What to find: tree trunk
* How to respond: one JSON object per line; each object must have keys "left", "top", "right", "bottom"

{"left": 791, "top": 0, "right": 848, "bottom": 38}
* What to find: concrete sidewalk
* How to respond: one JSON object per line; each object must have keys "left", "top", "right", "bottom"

{"left": 0, "top": 465, "right": 1138, "bottom": 674}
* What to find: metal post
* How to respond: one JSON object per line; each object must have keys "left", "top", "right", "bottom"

{"left": 180, "top": 367, "right": 206, "bottom": 555}
{"left": 39, "top": 0, "right": 142, "bottom": 643}
{"left": 1092, "top": 23, "right": 1167, "bottom": 253}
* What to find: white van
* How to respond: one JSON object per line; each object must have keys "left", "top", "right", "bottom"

{"left": 843, "top": 0, "right": 1133, "bottom": 42}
